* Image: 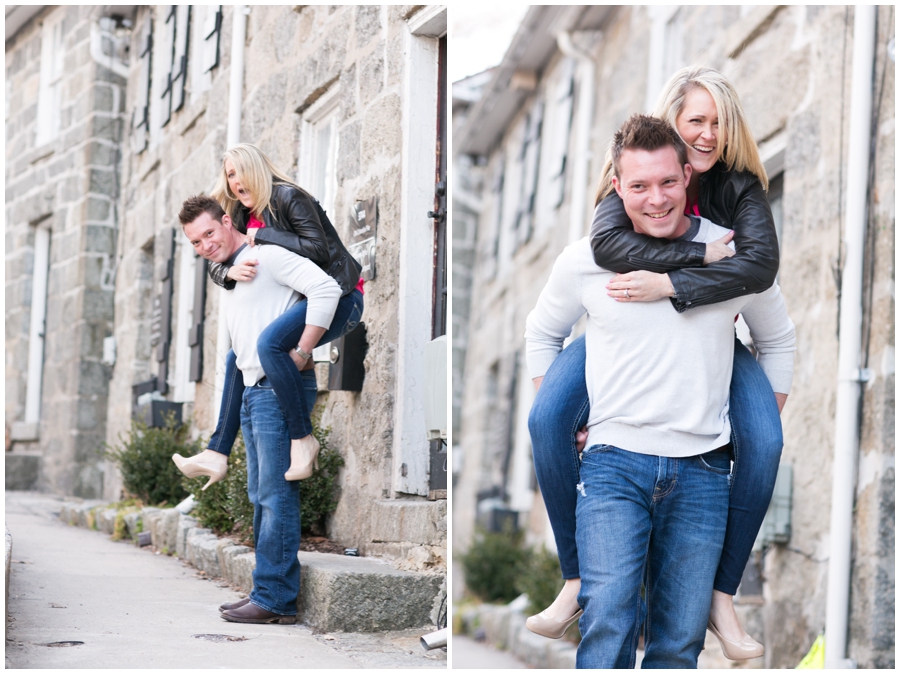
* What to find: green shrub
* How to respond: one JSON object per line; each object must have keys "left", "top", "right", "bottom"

{"left": 518, "top": 545, "right": 565, "bottom": 616}
{"left": 187, "top": 410, "right": 344, "bottom": 543}
{"left": 102, "top": 414, "right": 203, "bottom": 506}
{"left": 301, "top": 419, "right": 344, "bottom": 535}
{"left": 183, "top": 434, "right": 255, "bottom": 545}
{"left": 460, "top": 526, "right": 532, "bottom": 603}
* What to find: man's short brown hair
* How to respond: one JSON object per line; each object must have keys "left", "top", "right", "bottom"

{"left": 179, "top": 195, "right": 225, "bottom": 226}
{"left": 611, "top": 114, "right": 689, "bottom": 178}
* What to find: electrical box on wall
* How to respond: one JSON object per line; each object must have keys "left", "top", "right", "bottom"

{"left": 137, "top": 400, "right": 183, "bottom": 429}
{"left": 423, "top": 335, "right": 447, "bottom": 440}
{"left": 328, "top": 322, "right": 367, "bottom": 391}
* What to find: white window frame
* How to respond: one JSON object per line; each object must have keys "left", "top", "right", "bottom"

{"left": 160, "top": 4, "right": 190, "bottom": 127}
{"left": 132, "top": 12, "right": 153, "bottom": 153}
{"left": 172, "top": 236, "right": 197, "bottom": 404}
{"left": 190, "top": 5, "right": 222, "bottom": 103}
{"left": 645, "top": 5, "right": 681, "bottom": 111}
{"left": 24, "top": 222, "right": 52, "bottom": 429}
{"left": 298, "top": 86, "right": 341, "bottom": 218}
{"left": 513, "top": 99, "right": 544, "bottom": 248}
{"left": 36, "top": 17, "right": 64, "bottom": 147}
{"left": 542, "top": 58, "right": 575, "bottom": 220}
{"left": 507, "top": 356, "right": 536, "bottom": 513}
{"left": 200, "top": 5, "right": 223, "bottom": 74}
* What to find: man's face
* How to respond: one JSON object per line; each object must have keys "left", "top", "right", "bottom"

{"left": 183, "top": 212, "right": 238, "bottom": 263}
{"left": 612, "top": 146, "right": 692, "bottom": 240}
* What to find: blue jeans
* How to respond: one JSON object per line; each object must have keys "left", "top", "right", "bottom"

{"left": 241, "top": 370, "right": 317, "bottom": 616}
{"left": 209, "top": 289, "right": 363, "bottom": 454}
{"left": 575, "top": 445, "right": 731, "bottom": 669}
{"left": 529, "top": 333, "right": 783, "bottom": 594}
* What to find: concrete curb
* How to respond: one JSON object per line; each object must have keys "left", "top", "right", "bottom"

{"left": 458, "top": 601, "right": 577, "bottom": 669}
{"left": 59, "top": 500, "right": 444, "bottom": 632}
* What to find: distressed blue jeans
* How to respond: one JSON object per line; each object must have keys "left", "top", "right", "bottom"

{"left": 575, "top": 445, "right": 731, "bottom": 669}
{"left": 528, "top": 332, "right": 783, "bottom": 594}
{"left": 241, "top": 369, "right": 317, "bottom": 616}
{"left": 209, "top": 289, "right": 363, "bottom": 454}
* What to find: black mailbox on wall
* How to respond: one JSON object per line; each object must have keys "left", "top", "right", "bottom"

{"left": 328, "top": 322, "right": 367, "bottom": 391}
{"left": 137, "top": 400, "right": 183, "bottom": 428}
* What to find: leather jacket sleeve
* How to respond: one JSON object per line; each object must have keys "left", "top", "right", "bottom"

{"left": 207, "top": 259, "right": 236, "bottom": 290}
{"left": 589, "top": 166, "right": 779, "bottom": 313}
{"left": 590, "top": 192, "right": 707, "bottom": 273}
{"left": 667, "top": 170, "right": 779, "bottom": 312}
{"left": 254, "top": 185, "right": 330, "bottom": 267}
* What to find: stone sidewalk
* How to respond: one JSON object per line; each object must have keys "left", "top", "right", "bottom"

{"left": 57, "top": 495, "right": 445, "bottom": 633}
{"left": 6, "top": 491, "right": 447, "bottom": 669}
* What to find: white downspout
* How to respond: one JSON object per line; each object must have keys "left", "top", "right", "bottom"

{"left": 556, "top": 32, "right": 596, "bottom": 243}
{"left": 213, "top": 5, "right": 248, "bottom": 421}
{"left": 824, "top": 5, "right": 876, "bottom": 669}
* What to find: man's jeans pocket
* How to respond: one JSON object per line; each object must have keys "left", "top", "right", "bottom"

{"left": 582, "top": 443, "right": 617, "bottom": 458}
{"left": 698, "top": 450, "right": 732, "bottom": 478}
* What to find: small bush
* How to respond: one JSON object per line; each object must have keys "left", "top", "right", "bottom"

{"left": 460, "top": 526, "right": 532, "bottom": 603}
{"left": 102, "top": 414, "right": 203, "bottom": 506}
{"left": 184, "top": 434, "right": 255, "bottom": 545}
{"left": 518, "top": 545, "right": 565, "bottom": 616}
{"left": 187, "top": 410, "right": 344, "bottom": 543}
{"left": 301, "top": 419, "right": 344, "bottom": 535}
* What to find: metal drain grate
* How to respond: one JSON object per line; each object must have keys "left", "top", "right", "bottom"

{"left": 45, "top": 641, "right": 84, "bottom": 647}
{"left": 191, "top": 634, "right": 249, "bottom": 643}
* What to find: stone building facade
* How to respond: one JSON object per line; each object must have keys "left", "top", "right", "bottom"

{"left": 453, "top": 5, "right": 893, "bottom": 668}
{"left": 6, "top": 5, "right": 125, "bottom": 497}
{"left": 6, "top": 5, "right": 447, "bottom": 575}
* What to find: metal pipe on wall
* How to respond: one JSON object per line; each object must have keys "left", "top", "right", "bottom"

{"left": 824, "top": 5, "right": 876, "bottom": 668}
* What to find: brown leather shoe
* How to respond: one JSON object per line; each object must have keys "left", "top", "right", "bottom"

{"left": 219, "top": 596, "right": 250, "bottom": 613}
{"left": 221, "top": 602, "right": 296, "bottom": 624}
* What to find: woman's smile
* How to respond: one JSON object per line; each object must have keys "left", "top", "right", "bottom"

{"left": 676, "top": 87, "right": 720, "bottom": 174}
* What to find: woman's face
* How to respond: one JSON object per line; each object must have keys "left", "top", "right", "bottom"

{"left": 224, "top": 159, "right": 254, "bottom": 209}
{"left": 675, "top": 87, "right": 720, "bottom": 175}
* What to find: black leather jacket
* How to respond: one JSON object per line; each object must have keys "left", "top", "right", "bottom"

{"left": 209, "top": 183, "right": 362, "bottom": 296}
{"left": 590, "top": 162, "right": 779, "bottom": 313}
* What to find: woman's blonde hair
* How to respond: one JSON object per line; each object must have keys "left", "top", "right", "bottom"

{"left": 593, "top": 65, "right": 768, "bottom": 204}
{"left": 211, "top": 143, "right": 309, "bottom": 221}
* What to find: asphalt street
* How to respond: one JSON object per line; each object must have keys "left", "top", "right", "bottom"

{"left": 5, "top": 491, "right": 446, "bottom": 669}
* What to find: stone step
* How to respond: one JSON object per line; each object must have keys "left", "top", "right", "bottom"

{"left": 58, "top": 500, "right": 444, "bottom": 632}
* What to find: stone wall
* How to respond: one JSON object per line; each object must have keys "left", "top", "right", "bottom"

{"left": 5, "top": 5, "right": 124, "bottom": 497}
{"left": 104, "top": 4, "right": 233, "bottom": 500}
{"left": 454, "top": 4, "right": 893, "bottom": 668}
{"left": 236, "top": 4, "right": 409, "bottom": 554}
{"left": 7, "top": 4, "right": 446, "bottom": 568}
{"left": 102, "top": 5, "right": 445, "bottom": 564}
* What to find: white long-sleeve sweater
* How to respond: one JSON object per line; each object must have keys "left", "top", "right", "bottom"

{"left": 223, "top": 243, "right": 341, "bottom": 386}
{"left": 524, "top": 217, "right": 796, "bottom": 458}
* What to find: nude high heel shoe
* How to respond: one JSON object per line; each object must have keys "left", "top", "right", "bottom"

{"left": 284, "top": 434, "right": 320, "bottom": 481}
{"left": 172, "top": 450, "right": 228, "bottom": 491}
{"left": 707, "top": 620, "right": 764, "bottom": 660}
{"left": 525, "top": 608, "right": 583, "bottom": 639}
